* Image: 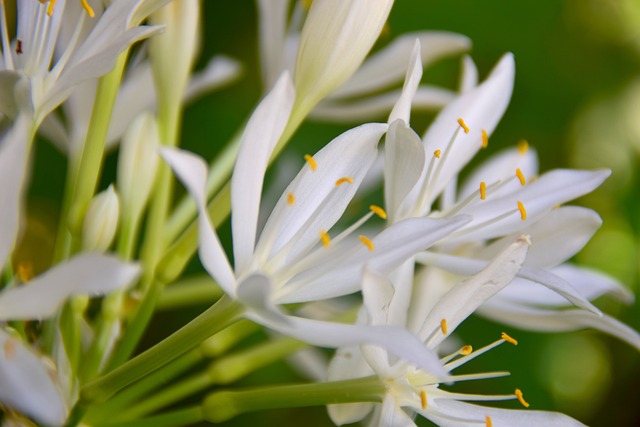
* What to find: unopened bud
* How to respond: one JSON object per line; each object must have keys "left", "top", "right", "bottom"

{"left": 83, "top": 185, "right": 120, "bottom": 252}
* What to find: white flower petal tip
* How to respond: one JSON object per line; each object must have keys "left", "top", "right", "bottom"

{"left": 518, "top": 234, "right": 532, "bottom": 246}
{"left": 0, "top": 254, "right": 140, "bottom": 321}
{"left": 388, "top": 39, "right": 423, "bottom": 125}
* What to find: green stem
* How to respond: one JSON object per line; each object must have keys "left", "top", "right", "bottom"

{"left": 156, "top": 274, "right": 223, "bottom": 311}
{"left": 94, "top": 407, "right": 203, "bottom": 427}
{"left": 80, "top": 296, "right": 243, "bottom": 404}
{"left": 203, "top": 376, "right": 384, "bottom": 422}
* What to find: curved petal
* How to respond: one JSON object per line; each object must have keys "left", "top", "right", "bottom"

{"left": 0, "top": 253, "right": 139, "bottom": 321}
{"left": 256, "top": 0, "right": 290, "bottom": 89}
{"left": 388, "top": 39, "right": 423, "bottom": 125}
{"left": 0, "top": 331, "right": 67, "bottom": 426}
{"left": 459, "top": 55, "right": 478, "bottom": 93}
{"left": 161, "top": 147, "right": 236, "bottom": 295}
{"left": 231, "top": 73, "right": 294, "bottom": 273}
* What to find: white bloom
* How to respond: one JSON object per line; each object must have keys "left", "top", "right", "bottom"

{"left": 82, "top": 185, "right": 120, "bottom": 252}
{"left": 162, "top": 72, "right": 469, "bottom": 374}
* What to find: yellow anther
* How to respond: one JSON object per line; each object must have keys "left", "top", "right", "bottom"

{"left": 47, "top": 0, "right": 58, "bottom": 16}
{"left": 515, "top": 388, "right": 530, "bottom": 408}
{"left": 434, "top": 149, "right": 441, "bottom": 159}
{"left": 481, "top": 129, "right": 489, "bottom": 149}
{"left": 319, "top": 230, "right": 331, "bottom": 247}
{"left": 501, "top": 332, "right": 518, "bottom": 346}
{"left": 461, "top": 345, "right": 473, "bottom": 355}
{"left": 287, "top": 192, "right": 295, "bottom": 205}
{"left": 358, "top": 235, "right": 375, "bottom": 252}
{"left": 515, "top": 168, "right": 526, "bottom": 186}
{"left": 440, "top": 319, "right": 448, "bottom": 335}
{"left": 335, "top": 177, "right": 354, "bottom": 186}
{"left": 486, "top": 415, "right": 493, "bottom": 427}
{"left": 17, "top": 261, "right": 34, "bottom": 283}
{"left": 420, "top": 390, "right": 427, "bottom": 409}
{"left": 369, "top": 205, "right": 387, "bottom": 220}
{"left": 304, "top": 154, "right": 317, "bottom": 171}
{"left": 479, "top": 181, "right": 487, "bottom": 200}
{"left": 517, "top": 139, "right": 529, "bottom": 156}
{"left": 16, "top": 40, "right": 22, "bottom": 55}
{"left": 81, "top": 0, "right": 95, "bottom": 17}
{"left": 457, "top": 118, "right": 470, "bottom": 134}
{"left": 517, "top": 201, "right": 527, "bottom": 220}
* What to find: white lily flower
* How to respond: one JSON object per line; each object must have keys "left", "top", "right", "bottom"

{"left": 328, "top": 236, "right": 585, "bottom": 427}
{"left": 162, "top": 72, "right": 469, "bottom": 375}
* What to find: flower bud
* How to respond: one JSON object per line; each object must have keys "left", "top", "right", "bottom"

{"left": 82, "top": 185, "right": 120, "bottom": 252}
{"left": 117, "top": 112, "right": 159, "bottom": 222}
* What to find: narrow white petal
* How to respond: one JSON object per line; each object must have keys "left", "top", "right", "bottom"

{"left": 231, "top": 73, "right": 294, "bottom": 273}
{"left": 459, "top": 55, "right": 478, "bottom": 93}
{"left": 362, "top": 267, "right": 396, "bottom": 326}
{"left": 377, "top": 394, "right": 416, "bottom": 427}
{"left": 418, "top": 236, "right": 530, "bottom": 346}
{"left": 0, "top": 253, "right": 139, "bottom": 321}
{"left": 388, "top": 39, "right": 423, "bottom": 125}
{"left": 0, "top": 331, "right": 67, "bottom": 426}
{"left": 256, "top": 0, "right": 290, "bottom": 89}
{"left": 161, "top": 148, "right": 236, "bottom": 295}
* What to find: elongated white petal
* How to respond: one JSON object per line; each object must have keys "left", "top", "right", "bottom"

{"left": 0, "top": 253, "right": 139, "bottom": 321}
{"left": 376, "top": 394, "right": 416, "bottom": 427}
{"left": 236, "top": 274, "right": 289, "bottom": 327}
{"left": 256, "top": 123, "right": 387, "bottom": 263}
{"left": 424, "top": 399, "right": 586, "bottom": 427}
{"left": 161, "top": 147, "right": 236, "bottom": 295}
{"left": 362, "top": 267, "right": 396, "bottom": 326}
{"left": 418, "top": 236, "right": 530, "bottom": 346}
{"left": 388, "top": 40, "right": 422, "bottom": 125}
{"left": 232, "top": 73, "right": 294, "bottom": 273}
{"left": 256, "top": 0, "right": 290, "bottom": 89}
{"left": 311, "top": 86, "right": 455, "bottom": 123}
{"left": 0, "top": 115, "right": 29, "bottom": 269}
{"left": 479, "top": 301, "right": 640, "bottom": 351}
{"left": 330, "top": 31, "right": 471, "bottom": 99}
{"left": 459, "top": 55, "right": 478, "bottom": 93}
{"left": 0, "top": 330, "right": 67, "bottom": 426}
{"left": 384, "top": 120, "right": 426, "bottom": 222}
{"left": 279, "top": 216, "right": 468, "bottom": 303}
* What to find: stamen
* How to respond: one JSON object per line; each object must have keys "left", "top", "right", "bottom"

{"left": 481, "top": 129, "right": 488, "bottom": 148}
{"left": 461, "top": 345, "right": 473, "bottom": 355}
{"left": 517, "top": 201, "right": 527, "bottom": 220}
{"left": 287, "top": 192, "right": 295, "bottom": 205}
{"left": 81, "top": 0, "right": 95, "bottom": 17}
{"left": 420, "top": 390, "right": 427, "bottom": 409}
{"left": 457, "top": 118, "right": 470, "bottom": 134}
{"left": 515, "top": 168, "right": 526, "bottom": 186}
{"left": 304, "top": 154, "right": 317, "bottom": 171}
{"left": 486, "top": 415, "right": 493, "bottom": 427}
{"left": 445, "top": 338, "right": 507, "bottom": 371}
{"left": 17, "top": 261, "right": 34, "bottom": 282}
{"left": 434, "top": 149, "right": 441, "bottom": 159}
{"left": 358, "top": 235, "right": 374, "bottom": 252}
{"left": 16, "top": 40, "right": 22, "bottom": 55}
{"left": 515, "top": 388, "right": 530, "bottom": 408}
{"left": 319, "top": 230, "right": 331, "bottom": 247}
{"left": 369, "top": 205, "right": 387, "bottom": 220}
{"left": 335, "top": 177, "right": 354, "bottom": 186}
{"left": 517, "top": 139, "right": 529, "bottom": 156}
{"left": 47, "top": 0, "right": 58, "bottom": 16}
{"left": 479, "top": 182, "right": 487, "bottom": 200}
{"left": 440, "top": 319, "right": 448, "bottom": 335}
{"left": 501, "top": 332, "right": 518, "bottom": 346}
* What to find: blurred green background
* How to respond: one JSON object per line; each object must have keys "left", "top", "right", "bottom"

{"left": 24, "top": 0, "right": 640, "bottom": 425}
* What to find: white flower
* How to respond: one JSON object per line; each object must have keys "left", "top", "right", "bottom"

{"left": 161, "top": 72, "right": 469, "bottom": 374}
{"left": 328, "top": 236, "right": 586, "bottom": 427}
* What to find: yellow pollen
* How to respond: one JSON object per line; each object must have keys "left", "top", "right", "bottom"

{"left": 516, "top": 168, "right": 526, "bottom": 186}
{"left": 440, "top": 319, "right": 448, "bottom": 335}
{"left": 517, "top": 139, "right": 529, "bottom": 156}
{"left": 335, "top": 177, "right": 354, "bottom": 186}
{"left": 486, "top": 415, "right": 493, "bottom": 427}
{"left": 457, "top": 118, "right": 470, "bottom": 134}
{"left": 481, "top": 129, "right": 489, "bottom": 148}
{"left": 501, "top": 332, "right": 518, "bottom": 346}
{"left": 358, "top": 235, "right": 375, "bottom": 252}
{"left": 369, "top": 205, "right": 387, "bottom": 220}
{"left": 304, "top": 154, "right": 317, "bottom": 171}
{"left": 420, "top": 390, "right": 427, "bottom": 409}
{"left": 287, "top": 192, "right": 295, "bottom": 205}
{"left": 517, "top": 201, "right": 527, "bottom": 220}
{"left": 47, "top": 0, "right": 58, "bottom": 16}
{"left": 81, "top": 0, "right": 95, "bottom": 17}
{"left": 17, "top": 261, "right": 34, "bottom": 282}
{"left": 461, "top": 345, "right": 473, "bottom": 355}
{"left": 434, "top": 149, "right": 441, "bottom": 159}
{"left": 515, "top": 388, "right": 530, "bottom": 408}
{"left": 479, "top": 181, "right": 487, "bottom": 200}
{"left": 319, "top": 230, "right": 331, "bottom": 247}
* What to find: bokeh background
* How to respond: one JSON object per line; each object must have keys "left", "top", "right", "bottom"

{"left": 22, "top": 0, "right": 640, "bottom": 425}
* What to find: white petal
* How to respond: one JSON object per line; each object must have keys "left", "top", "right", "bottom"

{"left": 418, "top": 236, "right": 530, "bottom": 346}
{"left": 256, "top": 0, "right": 290, "bottom": 89}
{"left": 161, "top": 147, "right": 236, "bottom": 295}
{"left": 330, "top": 31, "right": 471, "bottom": 99}
{"left": 184, "top": 56, "right": 242, "bottom": 102}
{"left": 231, "top": 73, "right": 294, "bottom": 273}
{"left": 0, "top": 330, "right": 67, "bottom": 426}
{"left": 425, "top": 399, "right": 586, "bottom": 427}
{"left": 388, "top": 39, "right": 423, "bottom": 125}
{"left": 0, "top": 253, "right": 139, "bottom": 321}
{"left": 459, "top": 55, "right": 478, "bottom": 93}
{"left": 236, "top": 274, "right": 289, "bottom": 328}
{"left": 377, "top": 395, "right": 416, "bottom": 427}
{"left": 362, "top": 267, "right": 396, "bottom": 326}
{"left": 384, "top": 120, "right": 426, "bottom": 222}
{"left": 0, "top": 115, "right": 30, "bottom": 269}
